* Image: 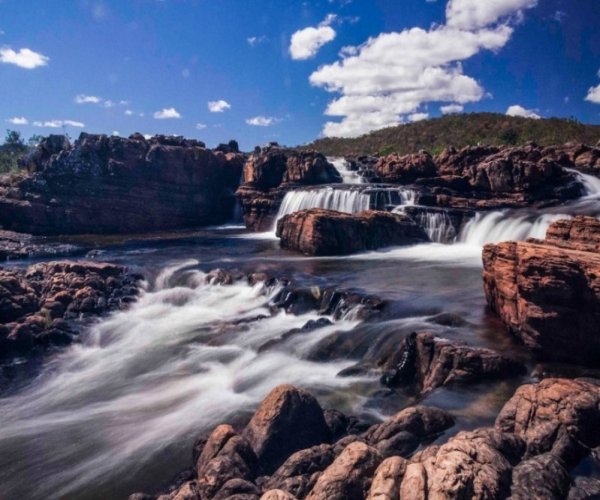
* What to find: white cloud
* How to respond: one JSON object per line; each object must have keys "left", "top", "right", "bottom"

{"left": 408, "top": 112, "right": 429, "bottom": 122}
{"left": 143, "top": 134, "right": 153, "bottom": 140}
{"left": 153, "top": 107, "right": 181, "bottom": 119}
{"left": 0, "top": 47, "right": 49, "bottom": 69}
{"left": 246, "top": 116, "right": 280, "bottom": 127}
{"left": 506, "top": 104, "right": 541, "bottom": 119}
{"left": 125, "top": 109, "right": 134, "bottom": 116}
{"left": 585, "top": 84, "right": 600, "bottom": 104}
{"left": 112, "top": 131, "right": 119, "bottom": 136}
{"left": 6, "top": 116, "right": 28, "bottom": 125}
{"left": 33, "top": 120, "right": 85, "bottom": 128}
{"left": 247, "top": 36, "right": 267, "bottom": 47}
{"left": 440, "top": 103, "right": 464, "bottom": 114}
{"left": 310, "top": 0, "right": 536, "bottom": 138}
{"left": 195, "top": 122, "right": 207, "bottom": 130}
{"left": 446, "top": 0, "right": 538, "bottom": 30}
{"left": 289, "top": 14, "right": 337, "bottom": 60}
{"left": 75, "top": 94, "right": 102, "bottom": 104}
{"left": 208, "top": 100, "right": 231, "bottom": 113}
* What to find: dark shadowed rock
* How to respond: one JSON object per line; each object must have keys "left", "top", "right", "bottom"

{"left": 508, "top": 453, "right": 571, "bottom": 500}
{"left": 276, "top": 209, "right": 428, "bottom": 256}
{"left": 568, "top": 477, "right": 600, "bottom": 500}
{"left": 380, "top": 331, "right": 525, "bottom": 394}
{"left": 243, "top": 385, "right": 331, "bottom": 474}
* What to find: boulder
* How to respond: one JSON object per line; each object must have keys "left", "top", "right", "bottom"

{"left": 508, "top": 453, "right": 571, "bottom": 500}
{"left": 483, "top": 216, "right": 600, "bottom": 366}
{"left": 373, "top": 151, "right": 437, "bottom": 184}
{"left": 367, "top": 456, "right": 407, "bottom": 500}
{"left": 243, "top": 385, "right": 331, "bottom": 474}
{"left": 495, "top": 378, "right": 600, "bottom": 466}
{"left": 0, "top": 133, "right": 244, "bottom": 234}
{"left": 380, "top": 331, "right": 525, "bottom": 394}
{"left": 276, "top": 209, "right": 428, "bottom": 256}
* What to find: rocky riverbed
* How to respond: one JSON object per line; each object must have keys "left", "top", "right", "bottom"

{"left": 1, "top": 135, "right": 600, "bottom": 500}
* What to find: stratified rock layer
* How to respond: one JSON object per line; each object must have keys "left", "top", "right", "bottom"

{"left": 276, "top": 209, "right": 428, "bottom": 256}
{"left": 483, "top": 215, "right": 600, "bottom": 366}
{"left": 0, "top": 133, "right": 244, "bottom": 235}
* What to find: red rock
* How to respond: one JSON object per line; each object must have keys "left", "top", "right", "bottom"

{"left": 483, "top": 216, "right": 600, "bottom": 366}
{"left": 276, "top": 209, "right": 428, "bottom": 256}
{"left": 374, "top": 151, "right": 437, "bottom": 183}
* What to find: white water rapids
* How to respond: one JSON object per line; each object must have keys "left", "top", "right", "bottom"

{"left": 0, "top": 260, "right": 366, "bottom": 499}
{"left": 328, "top": 157, "right": 364, "bottom": 184}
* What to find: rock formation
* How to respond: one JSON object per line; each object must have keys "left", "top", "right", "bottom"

{"left": 483, "top": 215, "right": 600, "bottom": 366}
{"left": 236, "top": 144, "right": 342, "bottom": 231}
{"left": 0, "top": 133, "right": 244, "bottom": 235}
{"left": 276, "top": 209, "right": 428, "bottom": 256}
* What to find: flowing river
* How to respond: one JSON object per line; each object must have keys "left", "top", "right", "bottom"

{"left": 1, "top": 168, "right": 600, "bottom": 499}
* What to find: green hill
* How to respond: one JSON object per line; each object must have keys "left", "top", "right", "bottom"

{"left": 305, "top": 113, "right": 600, "bottom": 156}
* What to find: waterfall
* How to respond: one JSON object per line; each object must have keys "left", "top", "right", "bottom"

{"left": 457, "top": 211, "right": 570, "bottom": 246}
{"left": 417, "top": 212, "right": 456, "bottom": 243}
{"left": 566, "top": 168, "right": 600, "bottom": 199}
{"left": 328, "top": 157, "right": 364, "bottom": 184}
{"left": 276, "top": 187, "right": 371, "bottom": 222}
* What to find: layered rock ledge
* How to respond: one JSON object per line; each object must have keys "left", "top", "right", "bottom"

{"left": 276, "top": 209, "right": 428, "bottom": 256}
{"left": 483, "top": 215, "right": 600, "bottom": 366}
{"left": 0, "top": 133, "right": 244, "bottom": 235}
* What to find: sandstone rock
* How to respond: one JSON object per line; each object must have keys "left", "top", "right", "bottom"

{"left": 243, "top": 385, "right": 331, "bottom": 474}
{"left": 380, "top": 331, "right": 525, "bottom": 394}
{"left": 374, "top": 151, "right": 437, "bottom": 184}
{"left": 495, "top": 378, "right": 600, "bottom": 466}
{"left": 276, "top": 209, "right": 428, "bottom": 256}
{"left": 0, "top": 133, "right": 244, "bottom": 235}
{"left": 0, "top": 260, "right": 140, "bottom": 361}
{"left": 367, "top": 456, "right": 407, "bottom": 500}
{"left": 568, "top": 477, "right": 600, "bottom": 500}
{"left": 483, "top": 217, "right": 600, "bottom": 366}
{"left": 305, "top": 441, "right": 381, "bottom": 500}
{"left": 260, "top": 490, "right": 297, "bottom": 500}
{"left": 508, "top": 453, "right": 571, "bottom": 500}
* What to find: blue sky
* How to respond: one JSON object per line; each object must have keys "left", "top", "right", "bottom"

{"left": 0, "top": 0, "right": 599, "bottom": 150}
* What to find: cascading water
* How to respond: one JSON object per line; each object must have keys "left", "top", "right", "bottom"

{"left": 275, "top": 187, "right": 371, "bottom": 223}
{"left": 0, "top": 260, "right": 367, "bottom": 499}
{"left": 328, "top": 157, "right": 364, "bottom": 184}
{"left": 417, "top": 212, "right": 456, "bottom": 243}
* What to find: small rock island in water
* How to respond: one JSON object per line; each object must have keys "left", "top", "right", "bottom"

{"left": 2, "top": 2, "right": 600, "bottom": 499}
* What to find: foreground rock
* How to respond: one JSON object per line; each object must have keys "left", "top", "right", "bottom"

{"left": 380, "top": 331, "right": 525, "bottom": 395}
{"left": 276, "top": 209, "right": 427, "bottom": 256}
{"left": 236, "top": 144, "right": 342, "bottom": 231}
{"left": 132, "top": 379, "right": 600, "bottom": 499}
{"left": 483, "top": 215, "right": 600, "bottom": 366}
{"left": 0, "top": 133, "right": 244, "bottom": 235}
{"left": 0, "top": 260, "right": 140, "bottom": 360}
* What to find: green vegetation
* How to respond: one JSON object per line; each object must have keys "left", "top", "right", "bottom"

{"left": 304, "top": 113, "right": 600, "bottom": 156}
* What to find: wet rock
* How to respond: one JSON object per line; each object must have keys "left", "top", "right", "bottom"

{"left": 380, "top": 331, "right": 525, "bottom": 394}
{"left": 243, "top": 385, "right": 331, "bottom": 474}
{"left": 568, "top": 477, "right": 600, "bottom": 500}
{"left": 495, "top": 378, "right": 600, "bottom": 466}
{"left": 508, "top": 453, "right": 571, "bottom": 500}
{"left": 483, "top": 217, "right": 600, "bottom": 366}
{"left": 276, "top": 209, "right": 428, "bottom": 256}
{"left": 0, "top": 230, "right": 83, "bottom": 261}
{"left": 305, "top": 441, "right": 382, "bottom": 500}
{"left": 0, "top": 260, "right": 140, "bottom": 361}
{"left": 0, "top": 133, "right": 244, "bottom": 234}
{"left": 366, "top": 456, "right": 407, "bottom": 500}
{"left": 237, "top": 145, "right": 341, "bottom": 231}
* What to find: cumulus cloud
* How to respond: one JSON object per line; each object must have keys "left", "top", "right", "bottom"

{"left": 0, "top": 47, "right": 49, "bottom": 69}
{"left": 585, "top": 84, "right": 600, "bottom": 104}
{"left": 446, "top": 0, "right": 538, "bottom": 30}
{"left": 195, "top": 122, "right": 207, "bottom": 130}
{"left": 289, "top": 14, "right": 337, "bottom": 60}
{"left": 246, "top": 116, "right": 280, "bottom": 126}
{"left": 208, "top": 100, "right": 231, "bottom": 113}
{"left": 153, "top": 107, "right": 181, "bottom": 119}
{"left": 75, "top": 94, "right": 102, "bottom": 104}
{"left": 33, "top": 120, "right": 85, "bottom": 128}
{"left": 309, "top": 0, "right": 538, "bottom": 137}
{"left": 125, "top": 109, "right": 134, "bottom": 116}
{"left": 408, "top": 112, "right": 429, "bottom": 122}
{"left": 506, "top": 104, "right": 541, "bottom": 119}
{"left": 440, "top": 103, "right": 464, "bottom": 114}
{"left": 6, "top": 117, "right": 28, "bottom": 125}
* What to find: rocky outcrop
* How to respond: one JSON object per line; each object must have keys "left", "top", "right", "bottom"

{"left": 276, "top": 209, "right": 428, "bottom": 256}
{"left": 483, "top": 216, "right": 600, "bottom": 366}
{"left": 236, "top": 144, "right": 341, "bottom": 231}
{"left": 0, "top": 133, "right": 244, "bottom": 235}
{"left": 0, "top": 260, "right": 140, "bottom": 361}
{"left": 380, "top": 331, "right": 525, "bottom": 395}
{"left": 373, "top": 151, "right": 437, "bottom": 184}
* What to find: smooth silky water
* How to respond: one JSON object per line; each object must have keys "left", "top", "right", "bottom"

{"left": 1, "top": 170, "right": 600, "bottom": 499}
